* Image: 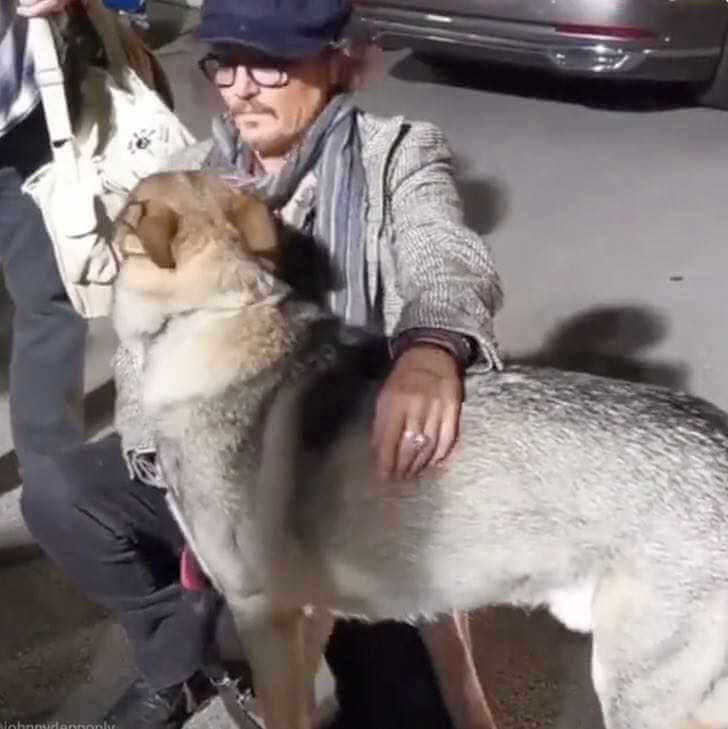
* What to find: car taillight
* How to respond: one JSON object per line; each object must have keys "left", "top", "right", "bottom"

{"left": 555, "top": 24, "right": 657, "bottom": 40}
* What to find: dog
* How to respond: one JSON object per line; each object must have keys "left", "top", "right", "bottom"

{"left": 112, "top": 170, "right": 728, "bottom": 729}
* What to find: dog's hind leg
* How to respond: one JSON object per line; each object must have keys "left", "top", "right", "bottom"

{"left": 420, "top": 611, "right": 498, "bottom": 729}
{"left": 302, "top": 609, "right": 336, "bottom": 728}
{"left": 233, "top": 604, "right": 311, "bottom": 729}
{"left": 591, "top": 574, "right": 728, "bottom": 729}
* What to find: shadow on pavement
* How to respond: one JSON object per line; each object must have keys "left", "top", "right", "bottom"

{"left": 514, "top": 304, "right": 688, "bottom": 390}
{"left": 458, "top": 176, "right": 511, "bottom": 238}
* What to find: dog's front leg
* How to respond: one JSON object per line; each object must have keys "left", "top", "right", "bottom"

{"left": 420, "top": 610, "right": 498, "bottom": 729}
{"left": 237, "top": 609, "right": 310, "bottom": 729}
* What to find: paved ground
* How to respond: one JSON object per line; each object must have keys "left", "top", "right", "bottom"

{"left": 2, "top": 2, "right": 728, "bottom": 726}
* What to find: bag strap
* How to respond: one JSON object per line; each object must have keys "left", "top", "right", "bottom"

{"left": 27, "top": 17, "right": 78, "bottom": 174}
{"left": 83, "top": 0, "right": 174, "bottom": 106}
{"left": 29, "top": 2, "right": 174, "bottom": 167}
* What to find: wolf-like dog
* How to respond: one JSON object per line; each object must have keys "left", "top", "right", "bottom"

{"left": 112, "top": 170, "right": 728, "bottom": 729}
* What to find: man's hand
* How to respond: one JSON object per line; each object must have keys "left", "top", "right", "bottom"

{"left": 372, "top": 345, "right": 464, "bottom": 481}
{"left": 16, "top": 0, "right": 76, "bottom": 18}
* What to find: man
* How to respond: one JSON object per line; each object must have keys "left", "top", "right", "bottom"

{"left": 0, "top": 0, "right": 87, "bottom": 471}
{"left": 21, "top": 1, "right": 503, "bottom": 728}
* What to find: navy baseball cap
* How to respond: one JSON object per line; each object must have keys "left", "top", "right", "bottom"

{"left": 194, "top": 0, "right": 353, "bottom": 59}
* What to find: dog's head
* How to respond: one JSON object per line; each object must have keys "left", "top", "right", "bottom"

{"left": 111, "top": 170, "right": 295, "bottom": 340}
{"left": 117, "top": 170, "right": 282, "bottom": 273}
{"left": 113, "top": 171, "right": 334, "bottom": 320}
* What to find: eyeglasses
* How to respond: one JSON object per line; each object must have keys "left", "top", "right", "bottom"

{"left": 198, "top": 53, "right": 290, "bottom": 89}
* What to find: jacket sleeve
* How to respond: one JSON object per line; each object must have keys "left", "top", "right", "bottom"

{"left": 113, "top": 340, "right": 159, "bottom": 481}
{"left": 386, "top": 122, "right": 504, "bottom": 370}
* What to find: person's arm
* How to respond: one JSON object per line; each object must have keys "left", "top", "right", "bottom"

{"left": 372, "top": 122, "right": 504, "bottom": 481}
{"left": 16, "top": 0, "right": 77, "bottom": 18}
{"left": 113, "top": 341, "right": 160, "bottom": 483}
{"left": 387, "top": 121, "right": 503, "bottom": 369}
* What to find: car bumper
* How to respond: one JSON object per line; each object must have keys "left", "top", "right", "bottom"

{"left": 353, "top": 6, "right": 721, "bottom": 83}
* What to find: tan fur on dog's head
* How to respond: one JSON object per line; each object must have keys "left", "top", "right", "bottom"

{"left": 115, "top": 171, "right": 280, "bottom": 272}
{"left": 113, "top": 172, "right": 335, "bottom": 333}
{"left": 111, "top": 171, "right": 296, "bottom": 343}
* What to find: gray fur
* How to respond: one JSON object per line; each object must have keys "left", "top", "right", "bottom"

{"left": 152, "top": 311, "right": 728, "bottom": 729}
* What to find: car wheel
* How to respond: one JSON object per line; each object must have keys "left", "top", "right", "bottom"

{"left": 698, "top": 36, "right": 728, "bottom": 109}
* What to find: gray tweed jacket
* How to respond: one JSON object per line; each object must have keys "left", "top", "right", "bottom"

{"left": 114, "top": 111, "right": 504, "bottom": 468}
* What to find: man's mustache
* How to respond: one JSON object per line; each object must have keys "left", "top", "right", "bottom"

{"left": 231, "top": 102, "right": 276, "bottom": 116}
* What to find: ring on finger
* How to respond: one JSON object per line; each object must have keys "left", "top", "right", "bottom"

{"left": 402, "top": 429, "right": 431, "bottom": 451}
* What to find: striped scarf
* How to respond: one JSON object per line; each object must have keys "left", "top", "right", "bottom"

{"left": 204, "top": 93, "right": 369, "bottom": 326}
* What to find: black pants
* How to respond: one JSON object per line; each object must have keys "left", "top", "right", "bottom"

{"left": 21, "top": 435, "right": 453, "bottom": 728}
{"left": 0, "top": 107, "right": 87, "bottom": 467}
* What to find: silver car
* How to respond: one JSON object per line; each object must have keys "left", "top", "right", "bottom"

{"left": 353, "top": 0, "right": 728, "bottom": 108}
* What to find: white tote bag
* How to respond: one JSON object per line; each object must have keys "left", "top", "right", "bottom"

{"left": 23, "top": 3, "right": 196, "bottom": 318}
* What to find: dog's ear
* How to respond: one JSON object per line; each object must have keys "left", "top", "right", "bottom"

{"left": 116, "top": 199, "right": 178, "bottom": 269}
{"left": 135, "top": 200, "right": 179, "bottom": 269}
{"left": 227, "top": 192, "right": 280, "bottom": 263}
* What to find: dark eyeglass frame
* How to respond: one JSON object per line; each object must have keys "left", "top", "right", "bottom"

{"left": 198, "top": 53, "right": 290, "bottom": 89}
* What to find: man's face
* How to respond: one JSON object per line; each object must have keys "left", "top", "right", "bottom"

{"left": 211, "top": 47, "right": 334, "bottom": 158}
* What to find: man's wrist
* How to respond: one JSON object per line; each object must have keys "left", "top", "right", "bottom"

{"left": 390, "top": 328, "right": 475, "bottom": 371}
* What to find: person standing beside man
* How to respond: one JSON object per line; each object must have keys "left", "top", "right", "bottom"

{"left": 0, "top": 0, "right": 87, "bottom": 471}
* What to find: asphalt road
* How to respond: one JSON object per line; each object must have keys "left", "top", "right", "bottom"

{"left": 2, "top": 5, "right": 728, "bottom": 727}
